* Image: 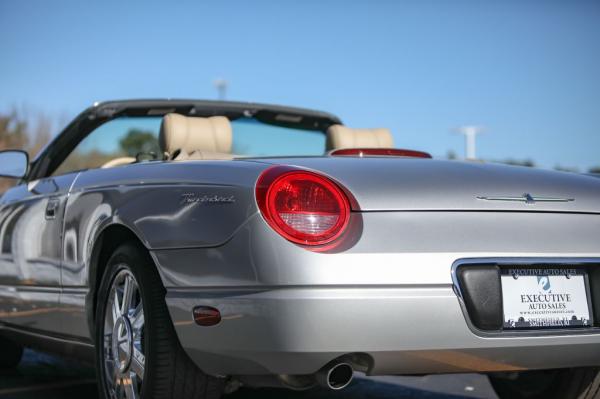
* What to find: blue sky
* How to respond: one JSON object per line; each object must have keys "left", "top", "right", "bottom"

{"left": 1, "top": 0, "right": 599, "bottom": 170}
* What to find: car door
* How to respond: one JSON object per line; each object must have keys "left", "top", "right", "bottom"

{"left": 45, "top": 116, "right": 162, "bottom": 339}
{"left": 0, "top": 172, "right": 79, "bottom": 333}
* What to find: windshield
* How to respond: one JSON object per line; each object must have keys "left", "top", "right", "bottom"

{"left": 76, "top": 116, "right": 326, "bottom": 159}
{"left": 53, "top": 115, "right": 328, "bottom": 176}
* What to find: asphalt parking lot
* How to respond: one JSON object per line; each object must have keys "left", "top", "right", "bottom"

{"left": 0, "top": 350, "right": 498, "bottom": 399}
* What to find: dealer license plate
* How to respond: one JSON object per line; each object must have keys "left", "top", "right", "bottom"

{"left": 501, "top": 268, "right": 592, "bottom": 329}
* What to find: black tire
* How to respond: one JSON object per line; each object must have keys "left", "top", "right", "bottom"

{"left": 0, "top": 336, "right": 23, "bottom": 369}
{"left": 489, "top": 368, "right": 600, "bottom": 399}
{"left": 95, "top": 242, "right": 224, "bottom": 399}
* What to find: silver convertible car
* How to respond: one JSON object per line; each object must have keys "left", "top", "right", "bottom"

{"left": 0, "top": 99, "right": 599, "bottom": 399}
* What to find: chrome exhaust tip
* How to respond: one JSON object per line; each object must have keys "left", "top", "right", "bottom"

{"left": 316, "top": 362, "right": 354, "bottom": 390}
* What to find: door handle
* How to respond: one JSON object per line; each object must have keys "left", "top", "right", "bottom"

{"left": 45, "top": 198, "right": 60, "bottom": 220}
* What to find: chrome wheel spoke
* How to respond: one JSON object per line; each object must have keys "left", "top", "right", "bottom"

{"left": 121, "top": 275, "right": 134, "bottom": 315}
{"left": 131, "top": 348, "right": 145, "bottom": 379}
{"left": 119, "top": 341, "right": 130, "bottom": 354}
{"left": 131, "top": 303, "right": 144, "bottom": 332}
{"left": 112, "top": 290, "right": 121, "bottom": 323}
{"left": 122, "top": 376, "right": 137, "bottom": 399}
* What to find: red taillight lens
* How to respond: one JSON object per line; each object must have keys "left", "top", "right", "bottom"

{"left": 256, "top": 167, "right": 351, "bottom": 246}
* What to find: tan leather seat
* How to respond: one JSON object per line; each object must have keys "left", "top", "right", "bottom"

{"left": 101, "top": 156, "right": 136, "bottom": 169}
{"left": 159, "top": 113, "right": 233, "bottom": 160}
{"left": 326, "top": 124, "right": 394, "bottom": 151}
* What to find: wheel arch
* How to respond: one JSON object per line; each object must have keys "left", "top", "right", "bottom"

{"left": 85, "top": 222, "right": 151, "bottom": 339}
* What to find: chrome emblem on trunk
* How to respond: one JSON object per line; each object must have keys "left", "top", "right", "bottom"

{"left": 476, "top": 193, "right": 574, "bottom": 204}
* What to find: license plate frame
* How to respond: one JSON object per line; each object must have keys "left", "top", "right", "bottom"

{"left": 501, "top": 267, "right": 594, "bottom": 329}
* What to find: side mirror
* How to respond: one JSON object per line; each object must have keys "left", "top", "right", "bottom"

{"left": 0, "top": 150, "right": 29, "bottom": 179}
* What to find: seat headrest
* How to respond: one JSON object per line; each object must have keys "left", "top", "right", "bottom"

{"left": 326, "top": 124, "right": 394, "bottom": 151}
{"left": 159, "top": 114, "right": 233, "bottom": 158}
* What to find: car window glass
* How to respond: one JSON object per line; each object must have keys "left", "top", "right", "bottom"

{"left": 231, "top": 118, "right": 325, "bottom": 157}
{"left": 53, "top": 117, "right": 162, "bottom": 176}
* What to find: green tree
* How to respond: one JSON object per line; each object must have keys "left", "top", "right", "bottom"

{"left": 119, "top": 129, "right": 160, "bottom": 157}
{"left": 554, "top": 165, "right": 579, "bottom": 173}
{"left": 1, "top": 109, "right": 53, "bottom": 194}
{"left": 498, "top": 158, "right": 536, "bottom": 167}
{"left": 0, "top": 111, "right": 29, "bottom": 150}
{"left": 588, "top": 166, "right": 600, "bottom": 174}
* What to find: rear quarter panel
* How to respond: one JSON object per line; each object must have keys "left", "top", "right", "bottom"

{"left": 62, "top": 160, "right": 266, "bottom": 286}
{"left": 59, "top": 160, "right": 266, "bottom": 339}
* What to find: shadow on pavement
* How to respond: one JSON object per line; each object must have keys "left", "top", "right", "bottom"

{"left": 0, "top": 350, "right": 97, "bottom": 399}
{"left": 0, "top": 350, "right": 494, "bottom": 399}
{"left": 230, "top": 377, "right": 474, "bottom": 399}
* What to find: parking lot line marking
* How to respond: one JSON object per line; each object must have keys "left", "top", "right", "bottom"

{"left": 0, "top": 379, "right": 96, "bottom": 396}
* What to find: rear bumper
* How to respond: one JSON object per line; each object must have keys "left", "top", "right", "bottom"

{"left": 165, "top": 285, "right": 600, "bottom": 376}
{"left": 156, "top": 212, "right": 600, "bottom": 376}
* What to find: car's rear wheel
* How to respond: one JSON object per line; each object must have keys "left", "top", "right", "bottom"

{"left": 95, "top": 242, "right": 224, "bottom": 399}
{"left": 489, "top": 368, "right": 600, "bottom": 399}
{"left": 0, "top": 336, "right": 23, "bottom": 369}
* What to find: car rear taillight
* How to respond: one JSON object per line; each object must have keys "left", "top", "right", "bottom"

{"left": 256, "top": 166, "right": 351, "bottom": 246}
{"left": 330, "top": 148, "right": 432, "bottom": 158}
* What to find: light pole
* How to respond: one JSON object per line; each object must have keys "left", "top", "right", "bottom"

{"left": 453, "top": 126, "right": 485, "bottom": 160}
{"left": 213, "top": 78, "right": 228, "bottom": 100}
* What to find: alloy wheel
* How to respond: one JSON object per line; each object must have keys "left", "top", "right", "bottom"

{"left": 103, "top": 268, "right": 145, "bottom": 399}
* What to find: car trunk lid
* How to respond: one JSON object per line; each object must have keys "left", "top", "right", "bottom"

{"left": 251, "top": 157, "right": 600, "bottom": 214}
